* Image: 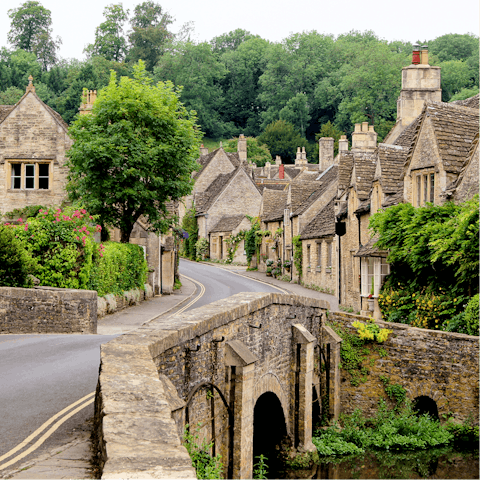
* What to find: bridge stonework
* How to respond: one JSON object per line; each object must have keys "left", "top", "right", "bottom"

{"left": 93, "top": 294, "right": 479, "bottom": 479}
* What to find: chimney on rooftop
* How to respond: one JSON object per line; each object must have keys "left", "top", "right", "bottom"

{"left": 275, "top": 155, "right": 282, "bottom": 165}
{"left": 338, "top": 135, "right": 348, "bottom": 153}
{"left": 237, "top": 133, "right": 247, "bottom": 163}
{"left": 412, "top": 44, "right": 420, "bottom": 65}
{"left": 352, "top": 122, "right": 377, "bottom": 152}
{"left": 421, "top": 45, "right": 429, "bottom": 65}
{"left": 79, "top": 89, "right": 97, "bottom": 115}
{"left": 319, "top": 137, "right": 334, "bottom": 171}
{"left": 200, "top": 144, "right": 209, "bottom": 156}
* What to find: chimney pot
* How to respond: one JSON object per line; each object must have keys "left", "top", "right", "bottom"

{"left": 368, "top": 125, "right": 375, "bottom": 132}
{"left": 420, "top": 45, "right": 429, "bottom": 65}
{"left": 354, "top": 124, "right": 361, "bottom": 132}
{"left": 412, "top": 44, "right": 421, "bottom": 65}
{"left": 362, "top": 122, "right": 369, "bottom": 132}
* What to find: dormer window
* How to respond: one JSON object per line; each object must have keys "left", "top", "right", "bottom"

{"left": 415, "top": 171, "right": 435, "bottom": 206}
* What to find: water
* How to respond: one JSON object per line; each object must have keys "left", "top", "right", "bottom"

{"left": 282, "top": 447, "right": 479, "bottom": 479}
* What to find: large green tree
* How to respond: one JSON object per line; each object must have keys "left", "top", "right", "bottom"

{"left": 127, "top": 1, "right": 173, "bottom": 71}
{"left": 85, "top": 4, "right": 129, "bottom": 62}
{"left": 7, "top": 0, "right": 61, "bottom": 70}
{"left": 66, "top": 62, "right": 202, "bottom": 242}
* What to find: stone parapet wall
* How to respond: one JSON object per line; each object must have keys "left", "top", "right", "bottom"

{"left": 97, "top": 284, "right": 154, "bottom": 317}
{"left": 0, "top": 286, "right": 97, "bottom": 334}
{"left": 94, "top": 293, "right": 328, "bottom": 479}
{"left": 329, "top": 311, "right": 479, "bottom": 424}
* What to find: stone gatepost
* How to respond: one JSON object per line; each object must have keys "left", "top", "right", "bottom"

{"left": 292, "top": 324, "right": 316, "bottom": 452}
{"left": 321, "top": 325, "right": 343, "bottom": 420}
{"left": 225, "top": 340, "right": 258, "bottom": 479}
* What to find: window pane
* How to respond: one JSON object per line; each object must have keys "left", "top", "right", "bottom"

{"left": 25, "top": 176, "right": 34, "bottom": 189}
{"left": 12, "top": 164, "right": 21, "bottom": 176}
{"left": 13, "top": 177, "right": 21, "bottom": 189}
{"left": 416, "top": 176, "right": 421, "bottom": 206}
{"left": 39, "top": 164, "right": 49, "bottom": 176}
{"left": 25, "top": 164, "right": 35, "bottom": 177}
{"left": 317, "top": 243, "right": 321, "bottom": 267}
{"left": 423, "top": 175, "right": 428, "bottom": 203}
{"left": 307, "top": 245, "right": 311, "bottom": 266}
{"left": 430, "top": 173, "right": 434, "bottom": 203}
{"left": 39, "top": 177, "right": 49, "bottom": 189}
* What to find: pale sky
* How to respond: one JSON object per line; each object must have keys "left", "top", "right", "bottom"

{"left": 0, "top": 0, "right": 478, "bottom": 60}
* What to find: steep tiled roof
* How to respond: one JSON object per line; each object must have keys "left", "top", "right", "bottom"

{"left": 338, "top": 151, "right": 354, "bottom": 191}
{"left": 293, "top": 165, "right": 338, "bottom": 216}
{"left": 354, "top": 235, "right": 388, "bottom": 257}
{"left": 256, "top": 183, "right": 288, "bottom": 193}
{"left": 376, "top": 144, "right": 408, "bottom": 194}
{"left": 284, "top": 167, "right": 301, "bottom": 179}
{"left": 210, "top": 214, "right": 245, "bottom": 233}
{"left": 261, "top": 189, "right": 288, "bottom": 222}
{"left": 425, "top": 102, "right": 479, "bottom": 174}
{"left": 450, "top": 93, "right": 479, "bottom": 109}
{"left": 0, "top": 105, "right": 14, "bottom": 123}
{"left": 195, "top": 170, "right": 236, "bottom": 213}
{"left": 293, "top": 169, "right": 321, "bottom": 183}
{"left": 226, "top": 152, "right": 241, "bottom": 167}
{"left": 300, "top": 198, "right": 335, "bottom": 240}
{"left": 382, "top": 191, "right": 404, "bottom": 208}
{"left": 352, "top": 152, "right": 376, "bottom": 200}
{"left": 392, "top": 115, "right": 422, "bottom": 150}
{"left": 193, "top": 148, "right": 240, "bottom": 179}
{"left": 289, "top": 182, "right": 320, "bottom": 212}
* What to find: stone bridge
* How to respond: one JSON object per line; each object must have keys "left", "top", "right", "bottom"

{"left": 93, "top": 293, "right": 479, "bottom": 479}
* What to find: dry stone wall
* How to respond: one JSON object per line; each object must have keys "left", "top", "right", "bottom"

{"left": 0, "top": 286, "right": 97, "bottom": 334}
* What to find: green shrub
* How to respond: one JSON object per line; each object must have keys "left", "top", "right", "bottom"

{"left": 465, "top": 294, "right": 479, "bottom": 335}
{"left": 88, "top": 242, "right": 147, "bottom": 296}
{"left": 0, "top": 224, "right": 34, "bottom": 287}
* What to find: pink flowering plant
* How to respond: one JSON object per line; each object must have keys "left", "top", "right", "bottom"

{"left": 11, "top": 206, "right": 103, "bottom": 289}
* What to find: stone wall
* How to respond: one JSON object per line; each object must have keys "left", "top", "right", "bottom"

{"left": 302, "top": 237, "right": 337, "bottom": 295}
{"left": 329, "top": 311, "right": 479, "bottom": 424}
{"left": 0, "top": 286, "right": 97, "bottom": 334}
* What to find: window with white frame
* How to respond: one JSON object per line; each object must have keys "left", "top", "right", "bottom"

{"left": 360, "top": 257, "right": 390, "bottom": 297}
{"left": 10, "top": 162, "right": 50, "bottom": 190}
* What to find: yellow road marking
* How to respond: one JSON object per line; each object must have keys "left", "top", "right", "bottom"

{"left": 0, "top": 393, "right": 95, "bottom": 470}
{"left": 175, "top": 274, "right": 206, "bottom": 315}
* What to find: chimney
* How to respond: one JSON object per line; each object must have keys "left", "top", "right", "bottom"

{"left": 200, "top": 144, "right": 209, "bottom": 156}
{"left": 295, "top": 147, "right": 302, "bottom": 165}
{"left": 237, "top": 133, "right": 247, "bottom": 163}
{"left": 421, "top": 45, "right": 429, "bottom": 65}
{"left": 412, "top": 44, "right": 421, "bottom": 65}
{"left": 275, "top": 155, "right": 282, "bottom": 165}
{"left": 352, "top": 123, "right": 377, "bottom": 151}
{"left": 279, "top": 164, "right": 285, "bottom": 179}
{"left": 26, "top": 75, "right": 35, "bottom": 94}
{"left": 265, "top": 161, "right": 271, "bottom": 179}
{"left": 319, "top": 137, "right": 334, "bottom": 171}
{"left": 338, "top": 135, "right": 348, "bottom": 152}
{"left": 301, "top": 146, "right": 307, "bottom": 162}
{"left": 79, "top": 89, "right": 97, "bottom": 115}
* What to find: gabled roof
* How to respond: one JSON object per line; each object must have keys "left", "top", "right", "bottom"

{"left": 195, "top": 170, "right": 237, "bottom": 213}
{"left": 256, "top": 183, "right": 288, "bottom": 193}
{"left": 450, "top": 93, "right": 479, "bottom": 109}
{"left": 293, "top": 169, "right": 321, "bottom": 183}
{"left": 382, "top": 191, "right": 405, "bottom": 208}
{"left": 284, "top": 166, "right": 301, "bottom": 179}
{"left": 193, "top": 148, "right": 240, "bottom": 179}
{"left": 392, "top": 114, "right": 422, "bottom": 150}
{"left": 261, "top": 189, "right": 288, "bottom": 223}
{"left": 0, "top": 105, "right": 14, "bottom": 123}
{"left": 292, "top": 165, "right": 338, "bottom": 217}
{"left": 354, "top": 235, "right": 388, "bottom": 257}
{"left": 300, "top": 198, "right": 335, "bottom": 240}
{"left": 376, "top": 144, "right": 407, "bottom": 194}
{"left": 351, "top": 152, "right": 376, "bottom": 200}
{"left": 289, "top": 182, "right": 320, "bottom": 213}
{"left": 338, "top": 151, "right": 354, "bottom": 191}
{"left": 210, "top": 214, "right": 246, "bottom": 233}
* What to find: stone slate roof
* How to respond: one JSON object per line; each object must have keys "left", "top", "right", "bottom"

{"left": 338, "top": 151, "right": 354, "bottom": 191}
{"left": 289, "top": 182, "right": 320, "bottom": 213}
{"left": 210, "top": 215, "right": 245, "bottom": 233}
{"left": 0, "top": 105, "right": 14, "bottom": 123}
{"left": 393, "top": 115, "right": 422, "bottom": 150}
{"left": 284, "top": 167, "right": 301, "bottom": 179}
{"left": 261, "top": 189, "right": 288, "bottom": 222}
{"left": 256, "top": 183, "right": 288, "bottom": 193}
{"left": 354, "top": 235, "right": 388, "bottom": 257}
{"left": 450, "top": 93, "right": 479, "bottom": 109}
{"left": 293, "top": 165, "right": 338, "bottom": 216}
{"left": 382, "top": 191, "right": 404, "bottom": 208}
{"left": 352, "top": 152, "right": 376, "bottom": 200}
{"left": 376, "top": 144, "right": 408, "bottom": 194}
{"left": 300, "top": 198, "right": 335, "bottom": 240}
{"left": 195, "top": 170, "right": 237, "bottom": 213}
{"left": 293, "top": 169, "right": 321, "bottom": 183}
{"left": 424, "top": 102, "right": 479, "bottom": 174}
{"left": 193, "top": 148, "right": 240, "bottom": 179}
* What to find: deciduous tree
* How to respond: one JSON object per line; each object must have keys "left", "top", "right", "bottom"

{"left": 66, "top": 61, "right": 202, "bottom": 242}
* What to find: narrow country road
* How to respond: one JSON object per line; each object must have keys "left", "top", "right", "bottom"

{"left": 0, "top": 261, "right": 284, "bottom": 473}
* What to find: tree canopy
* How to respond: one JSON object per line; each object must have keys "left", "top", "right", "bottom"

{"left": 66, "top": 61, "right": 202, "bottom": 242}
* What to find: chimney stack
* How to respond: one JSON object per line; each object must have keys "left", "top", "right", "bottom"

{"left": 412, "top": 44, "right": 420, "bottom": 65}
{"left": 352, "top": 122, "right": 377, "bottom": 151}
{"left": 421, "top": 45, "right": 429, "bottom": 65}
{"left": 200, "top": 144, "right": 209, "bottom": 156}
{"left": 265, "top": 161, "right": 271, "bottom": 179}
{"left": 275, "top": 155, "right": 282, "bottom": 165}
{"left": 338, "top": 135, "right": 348, "bottom": 152}
{"left": 319, "top": 137, "right": 334, "bottom": 171}
{"left": 279, "top": 164, "right": 284, "bottom": 179}
{"left": 237, "top": 133, "right": 247, "bottom": 163}
{"left": 79, "top": 89, "right": 97, "bottom": 115}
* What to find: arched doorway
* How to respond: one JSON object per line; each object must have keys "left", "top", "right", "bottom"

{"left": 413, "top": 395, "right": 439, "bottom": 420}
{"left": 253, "top": 392, "right": 288, "bottom": 478}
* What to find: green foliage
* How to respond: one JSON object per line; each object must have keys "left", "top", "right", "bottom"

{"left": 0, "top": 224, "right": 34, "bottom": 287}
{"left": 223, "top": 137, "right": 271, "bottom": 166}
{"left": 379, "top": 376, "right": 406, "bottom": 405}
{"left": 464, "top": 294, "right": 479, "bottom": 336}
{"left": 7, "top": 0, "right": 61, "bottom": 70}
{"left": 10, "top": 206, "right": 101, "bottom": 289}
{"left": 225, "top": 231, "right": 246, "bottom": 264}
{"left": 0, "top": 86, "right": 24, "bottom": 105}
{"left": 352, "top": 318, "right": 392, "bottom": 343}
{"left": 174, "top": 278, "right": 182, "bottom": 290}
{"left": 181, "top": 208, "right": 198, "bottom": 261}
{"left": 444, "top": 414, "right": 479, "bottom": 444}
{"left": 244, "top": 216, "right": 260, "bottom": 265}
{"left": 315, "top": 121, "right": 346, "bottom": 158}
{"left": 279, "top": 92, "right": 311, "bottom": 137}
{"left": 300, "top": 281, "right": 334, "bottom": 295}
{"left": 84, "top": 4, "right": 129, "bottom": 62}
{"left": 253, "top": 454, "right": 268, "bottom": 479}
{"left": 314, "top": 399, "right": 455, "bottom": 456}
{"left": 292, "top": 235, "right": 302, "bottom": 278}
{"left": 3, "top": 204, "right": 44, "bottom": 220}
{"left": 440, "top": 59, "right": 475, "bottom": 102}
{"left": 258, "top": 120, "right": 310, "bottom": 163}
{"left": 67, "top": 62, "right": 201, "bottom": 242}
{"left": 195, "top": 237, "right": 209, "bottom": 260}
{"left": 183, "top": 424, "right": 223, "bottom": 479}
{"left": 449, "top": 86, "right": 479, "bottom": 102}
{"left": 88, "top": 241, "right": 147, "bottom": 296}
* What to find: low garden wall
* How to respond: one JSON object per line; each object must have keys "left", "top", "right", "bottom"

{"left": 0, "top": 286, "right": 97, "bottom": 334}
{"left": 329, "top": 311, "right": 479, "bottom": 423}
{"left": 97, "top": 284, "right": 154, "bottom": 318}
